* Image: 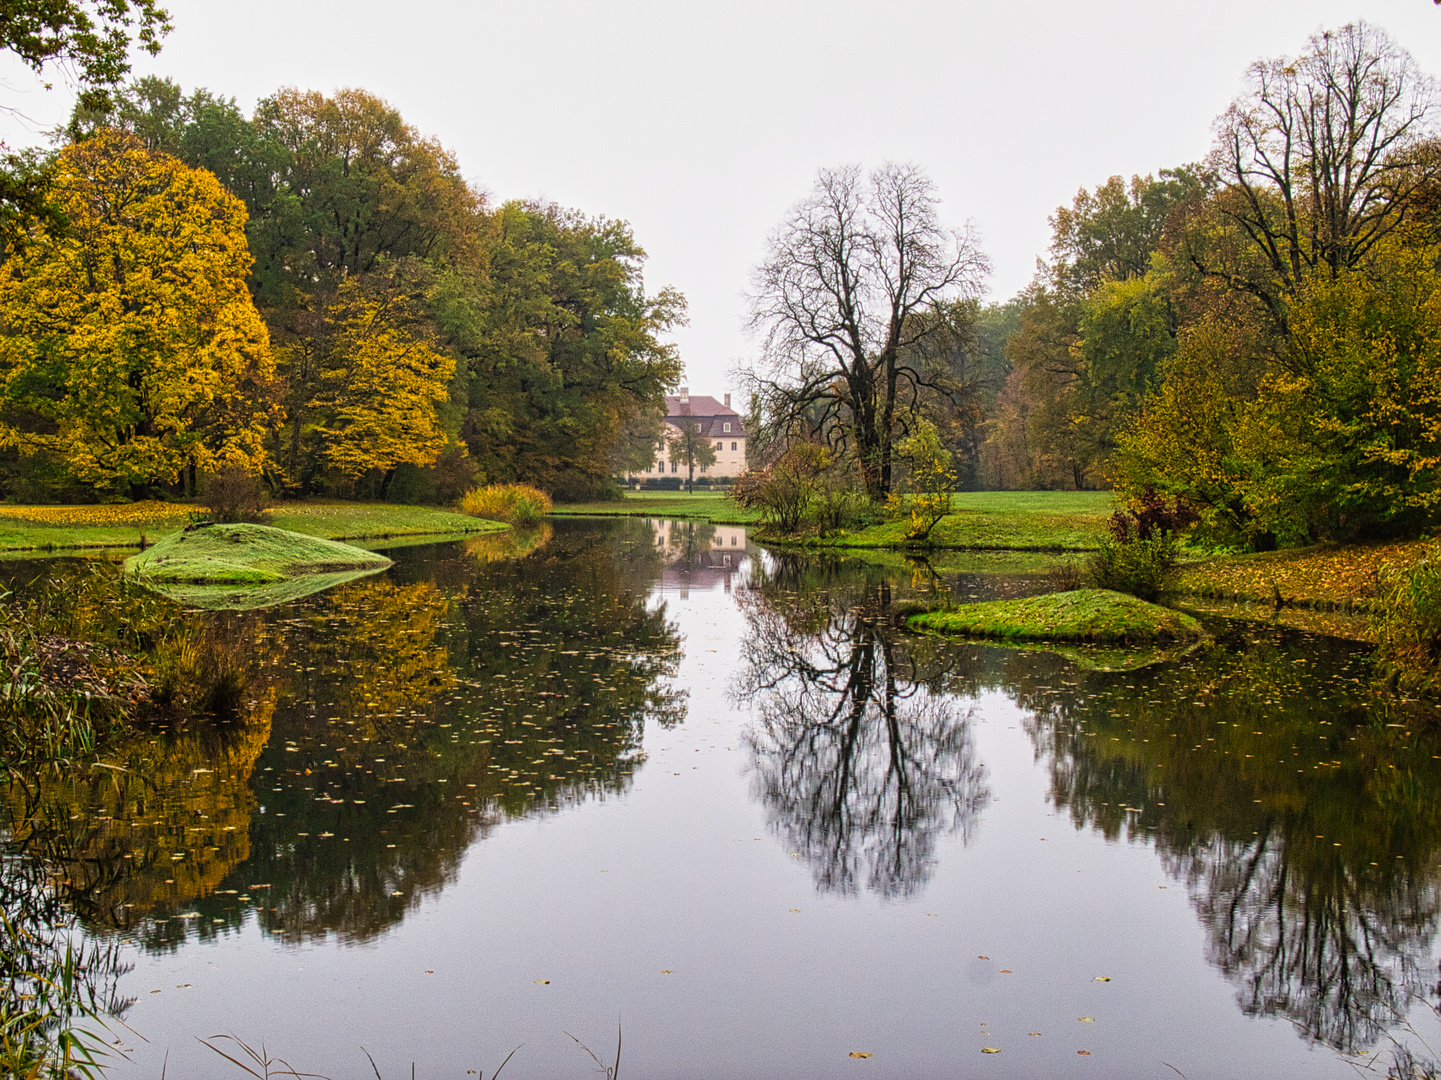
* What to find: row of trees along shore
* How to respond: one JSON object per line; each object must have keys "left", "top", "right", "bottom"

{"left": 742, "top": 21, "right": 1441, "bottom": 550}
{"left": 0, "top": 79, "right": 684, "bottom": 503}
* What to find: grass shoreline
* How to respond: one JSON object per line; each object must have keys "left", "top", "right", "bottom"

{"left": 1172, "top": 540, "right": 1422, "bottom": 613}
{"left": 0, "top": 501, "right": 505, "bottom": 553}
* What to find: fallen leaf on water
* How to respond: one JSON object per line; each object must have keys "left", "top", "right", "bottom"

{"left": 789, "top": 908, "right": 801, "bottom": 912}
{"left": 1093, "top": 976, "right": 1111, "bottom": 982}
{"left": 977, "top": 955, "right": 990, "bottom": 960}
{"left": 998, "top": 969, "right": 1013, "bottom": 974}
{"left": 1078, "top": 1017, "right": 1095, "bottom": 1023}
{"left": 1028, "top": 1033, "right": 1042, "bottom": 1037}
{"left": 534, "top": 979, "right": 549, "bottom": 985}
{"left": 981, "top": 1047, "right": 1000, "bottom": 1054}
{"left": 660, "top": 970, "right": 672, "bottom": 974}
{"left": 848, "top": 1052, "right": 872, "bottom": 1059}
{"left": 149, "top": 990, "right": 161, "bottom": 994}
{"left": 1078, "top": 1050, "right": 1092, "bottom": 1055}
{"left": 175, "top": 984, "right": 191, "bottom": 989}
{"left": 424, "top": 970, "right": 434, "bottom": 974}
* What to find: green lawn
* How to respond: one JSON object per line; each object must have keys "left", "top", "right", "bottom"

{"left": 553, "top": 489, "right": 1113, "bottom": 551}
{"left": 813, "top": 491, "right": 1114, "bottom": 552}
{"left": 0, "top": 501, "right": 502, "bottom": 552}
{"left": 550, "top": 490, "right": 761, "bottom": 525}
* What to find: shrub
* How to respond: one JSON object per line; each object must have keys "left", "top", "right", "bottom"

{"left": 202, "top": 464, "right": 272, "bottom": 524}
{"left": 884, "top": 420, "right": 956, "bottom": 542}
{"left": 1373, "top": 543, "right": 1441, "bottom": 694}
{"left": 1087, "top": 535, "right": 1180, "bottom": 603}
{"left": 1085, "top": 488, "right": 1196, "bottom": 601}
{"left": 1048, "top": 560, "right": 1083, "bottom": 591}
{"left": 549, "top": 469, "right": 619, "bottom": 503}
{"left": 729, "top": 444, "right": 829, "bottom": 533}
{"left": 460, "top": 483, "right": 553, "bottom": 525}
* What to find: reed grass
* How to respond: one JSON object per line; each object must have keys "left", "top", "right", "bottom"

{"left": 460, "top": 484, "right": 553, "bottom": 526}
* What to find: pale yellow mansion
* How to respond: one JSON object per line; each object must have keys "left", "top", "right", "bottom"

{"left": 628, "top": 388, "right": 748, "bottom": 481}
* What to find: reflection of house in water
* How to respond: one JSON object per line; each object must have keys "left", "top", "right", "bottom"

{"left": 651, "top": 519, "right": 749, "bottom": 595}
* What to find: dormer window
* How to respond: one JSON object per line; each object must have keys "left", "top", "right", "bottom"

{"left": 723, "top": 422, "right": 731, "bottom": 433}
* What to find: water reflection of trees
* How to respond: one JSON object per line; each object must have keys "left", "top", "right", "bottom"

{"left": 1, "top": 523, "right": 688, "bottom": 950}
{"left": 736, "top": 554, "right": 988, "bottom": 897}
{"left": 1012, "top": 629, "right": 1441, "bottom": 1053}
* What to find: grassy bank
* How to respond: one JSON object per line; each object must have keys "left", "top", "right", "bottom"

{"left": 550, "top": 490, "right": 761, "bottom": 524}
{"left": 1173, "top": 540, "right": 1425, "bottom": 612}
{"left": 553, "top": 490, "right": 1113, "bottom": 549}
{"left": 0, "top": 501, "right": 502, "bottom": 552}
{"left": 125, "top": 524, "right": 393, "bottom": 584}
{"left": 807, "top": 491, "right": 1113, "bottom": 551}
{"left": 909, "top": 588, "right": 1203, "bottom": 644}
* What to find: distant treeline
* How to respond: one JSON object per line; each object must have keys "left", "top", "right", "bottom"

{"left": 963, "top": 23, "right": 1441, "bottom": 548}
{"left": 741, "top": 22, "right": 1441, "bottom": 550}
{"left": 0, "top": 78, "right": 683, "bottom": 504}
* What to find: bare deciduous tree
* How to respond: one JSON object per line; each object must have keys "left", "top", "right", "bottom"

{"left": 1211, "top": 22, "right": 1437, "bottom": 306}
{"left": 744, "top": 163, "right": 988, "bottom": 501}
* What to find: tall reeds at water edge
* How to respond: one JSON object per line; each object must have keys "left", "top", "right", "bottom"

{"left": 0, "top": 564, "right": 274, "bottom": 1078}
{"left": 460, "top": 483, "right": 553, "bottom": 526}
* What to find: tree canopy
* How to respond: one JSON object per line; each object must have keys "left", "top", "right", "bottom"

{"left": 0, "top": 128, "right": 274, "bottom": 496}
{"left": 17, "top": 79, "right": 687, "bottom": 502}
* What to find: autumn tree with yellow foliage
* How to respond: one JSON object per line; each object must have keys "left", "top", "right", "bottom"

{"left": 275, "top": 270, "right": 455, "bottom": 493}
{"left": 0, "top": 128, "right": 276, "bottom": 497}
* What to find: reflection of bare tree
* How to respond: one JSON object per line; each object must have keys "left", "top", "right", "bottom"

{"left": 1167, "top": 832, "right": 1440, "bottom": 1052}
{"left": 735, "top": 579, "right": 987, "bottom": 897}
{"left": 1022, "top": 628, "right": 1441, "bottom": 1054}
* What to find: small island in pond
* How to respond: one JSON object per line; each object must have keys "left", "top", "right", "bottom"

{"left": 907, "top": 589, "right": 1204, "bottom": 645}
{"left": 124, "top": 523, "right": 393, "bottom": 586}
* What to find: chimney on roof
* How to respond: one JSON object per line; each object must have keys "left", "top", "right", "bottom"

{"left": 724, "top": 393, "right": 731, "bottom": 408}
{"left": 679, "top": 386, "right": 689, "bottom": 405}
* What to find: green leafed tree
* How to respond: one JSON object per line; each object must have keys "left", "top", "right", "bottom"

{"left": 667, "top": 420, "right": 717, "bottom": 492}
{"left": 443, "top": 201, "right": 685, "bottom": 500}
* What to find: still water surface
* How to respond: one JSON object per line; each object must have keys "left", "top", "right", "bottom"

{"left": 7, "top": 519, "right": 1441, "bottom": 1079}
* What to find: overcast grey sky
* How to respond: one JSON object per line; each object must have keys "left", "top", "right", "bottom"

{"left": 3, "top": 1, "right": 1439, "bottom": 398}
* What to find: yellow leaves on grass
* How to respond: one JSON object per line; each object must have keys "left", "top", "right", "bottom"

{"left": 0, "top": 501, "right": 190, "bottom": 529}
{"left": 1177, "top": 540, "right": 1425, "bottom": 610}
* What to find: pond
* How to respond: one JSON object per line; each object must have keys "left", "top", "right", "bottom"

{"left": 5, "top": 518, "right": 1441, "bottom": 1079}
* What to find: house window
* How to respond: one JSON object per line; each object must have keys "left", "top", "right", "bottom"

{"left": 723, "top": 422, "right": 731, "bottom": 433}
{"left": 700, "top": 466, "right": 707, "bottom": 473}
{"left": 731, "top": 442, "right": 737, "bottom": 451}
{"left": 715, "top": 441, "right": 722, "bottom": 450}
{"left": 671, "top": 462, "right": 678, "bottom": 473}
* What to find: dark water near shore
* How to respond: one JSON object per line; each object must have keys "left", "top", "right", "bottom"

{"left": 6, "top": 518, "right": 1441, "bottom": 1079}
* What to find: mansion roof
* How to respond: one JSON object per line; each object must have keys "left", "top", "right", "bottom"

{"left": 664, "top": 394, "right": 746, "bottom": 439}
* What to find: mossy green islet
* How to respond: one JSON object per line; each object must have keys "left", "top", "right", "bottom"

{"left": 907, "top": 588, "right": 1204, "bottom": 644}
{"left": 123, "top": 523, "right": 393, "bottom": 586}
